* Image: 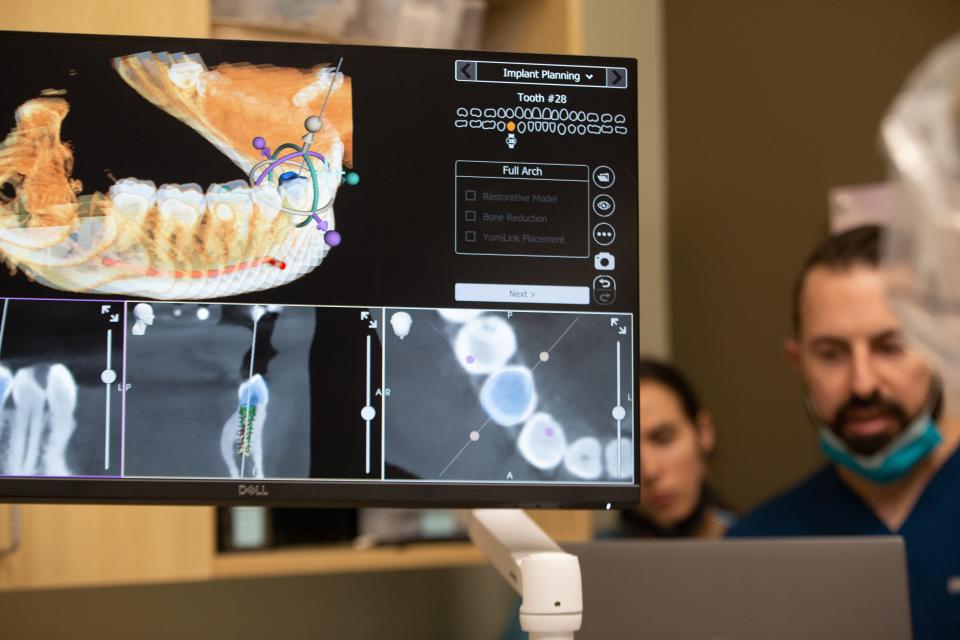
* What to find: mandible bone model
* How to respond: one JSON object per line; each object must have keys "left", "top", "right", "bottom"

{"left": 0, "top": 51, "right": 357, "bottom": 300}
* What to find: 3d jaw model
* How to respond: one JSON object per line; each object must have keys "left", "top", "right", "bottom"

{"left": 0, "top": 363, "right": 78, "bottom": 476}
{"left": 0, "top": 52, "right": 355, "bottom": 299}
{"left": 220, "top": 374, "right": 269, "bottom": 479}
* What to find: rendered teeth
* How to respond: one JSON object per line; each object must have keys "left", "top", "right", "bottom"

{"left": 564, "top": 437, "right": 604, "bottom": 480}
{"left": 251, "top": 183, "right": 282, "bottom": 219}
{"left": 605, "top": 438, "right": 633, "bottom": 480}
{"left": 108, "top": 178, "right": 157, "bottom": 217}
{"left": 517, "top": 413, "right": 567, "bottom": 471}
{"left": 42, "top": 364, "right": 77, "bottom": 476}
{"left": 316, "top": 66, "right": 344, "bottom": 91}
{"left": 158, "top": 183, "right": 206, "bottom": 223}
{"left": 327, "top": 140, "right": 344, "bottom": 171}
{"left": 167, "top": 60, "right": 204, "bottom": 90}
{"left": 279, "top": 176, "right": 311, "bottom": 211}
{"left": 454, "top": 315, "right": 517, "bottom": 375}
{"left": 295, "top": 67, "right": 344, "bottom": 105}
{"left": 206, "top": 181, "right": 253, "bottom": 221}
{"left": 479, "top": 365, "right": 537, "bottom": 427}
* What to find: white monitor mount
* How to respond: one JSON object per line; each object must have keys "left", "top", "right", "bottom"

{"left": 468, "top": 509, "right": 583, "bottom": 640}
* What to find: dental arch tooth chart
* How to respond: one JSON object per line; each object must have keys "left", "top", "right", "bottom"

{"left": 0, "top": 31, "right": 638, "bottom": 505}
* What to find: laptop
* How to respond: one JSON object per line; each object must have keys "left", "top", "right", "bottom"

{"left": 562, "top": 537, "right": 912, "bottom": 640}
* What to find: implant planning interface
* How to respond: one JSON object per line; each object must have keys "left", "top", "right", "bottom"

{"left": 0, "top": 32, "right": 637, "bottom": 488}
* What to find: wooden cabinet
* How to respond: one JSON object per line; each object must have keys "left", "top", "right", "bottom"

{"left": 0, "top": 505, "right": 592, "bottom": 590}
{"left": 0, "top": 505, "right": 213, "bottom": 590}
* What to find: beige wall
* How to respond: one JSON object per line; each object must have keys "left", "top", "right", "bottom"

{"left": 582, "top": 0, "right": 670, "bottom": 359}
{"left": 665, "top": 0, "right": 960, "bottom": 510}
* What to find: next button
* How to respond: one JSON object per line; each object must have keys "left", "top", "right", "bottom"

{"left": 455, "top": 283, "right": 590, "bottom": 305}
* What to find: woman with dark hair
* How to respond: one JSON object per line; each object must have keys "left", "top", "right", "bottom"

{"left": 617, "top": 358, "right": 735, "bottom": 538}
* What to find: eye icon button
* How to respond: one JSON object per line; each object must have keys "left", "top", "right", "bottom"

{"left": 593, "top": 194, "right": 616, "bottom": 217}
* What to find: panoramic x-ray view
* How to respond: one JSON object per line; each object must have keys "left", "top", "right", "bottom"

{"left": 384, "top": 309, "right": 634, "bottom": 483}
{"left": 0, "top": 298, "right": 123, "bottom": 477}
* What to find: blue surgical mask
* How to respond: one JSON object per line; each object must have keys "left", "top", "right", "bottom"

{"left": 817, "top": 414, "right": 942, "bottom": 484}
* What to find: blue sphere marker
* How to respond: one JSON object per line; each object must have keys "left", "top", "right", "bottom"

{"left": 345, "top": 172, "right": 360, "bottom": 186}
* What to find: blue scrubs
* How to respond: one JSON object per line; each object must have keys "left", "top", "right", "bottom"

{"left": 728, "top": 447, "right": 960, "bottom": 640}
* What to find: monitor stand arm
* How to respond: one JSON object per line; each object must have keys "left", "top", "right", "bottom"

{"left": 468, "top": 509, "right": 583, "bottom": 640}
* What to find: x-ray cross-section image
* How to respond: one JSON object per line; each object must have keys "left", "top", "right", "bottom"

{"left": 122, "top": 303, "right": 383, "bottom": 481}
{"left": 122, "top": 302, "right": 315, "bottom": 479}
{"left": 383, "top": 309, "right": 634, "bottom": 484}
{"left": 0, "top": 297, "right": 123, "bottom": 477}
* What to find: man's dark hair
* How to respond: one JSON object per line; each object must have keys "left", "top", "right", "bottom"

{"left": 638, "top": 358, "right": 702, "bottom": 423}
{"left": 792, "top": 225, "right": 882, "bottom": 335}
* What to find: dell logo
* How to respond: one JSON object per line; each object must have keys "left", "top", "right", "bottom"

{"left": 238, "top": 484, "right": 269, "bottom": 497}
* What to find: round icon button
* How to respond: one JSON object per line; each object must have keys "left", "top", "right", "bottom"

{"left": 593, "top": 222, "right": 616, "bottom": 246}
{"left": 592, "top": 165, "right": 616, "bottom": 189}
{"left": 592, "top": 194, "right": 616, "bottom": 217}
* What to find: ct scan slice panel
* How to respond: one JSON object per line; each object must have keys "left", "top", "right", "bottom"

{"left": 0, "top": 30, "right": 638, "bottom": 507}
{"left": 384, "top": 309, "right": 633, "bottom": 484}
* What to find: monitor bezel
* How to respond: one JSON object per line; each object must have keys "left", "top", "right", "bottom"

{"left": 0, "top": 29, "right": 641, "bottom": 509}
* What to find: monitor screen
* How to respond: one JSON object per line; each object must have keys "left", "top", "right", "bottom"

{"left": 0, "top": 30, "right": 638, "bottom": 508}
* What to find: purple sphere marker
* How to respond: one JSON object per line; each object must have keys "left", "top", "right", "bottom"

{"left": 252, "top": 136, "right": 266, "bottom": 149}
{"left": 324, "top": 230, "right": 342, "bottom": 247}
{"left": 466, "top": 355, "right": 475, "bottom": 364}
{"left": 545, "top": 427, "right": 555, "bottom": 437}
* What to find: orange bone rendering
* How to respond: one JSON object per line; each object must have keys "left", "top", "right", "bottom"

{"left": 0, "top": 52, "right": 353, "bottom": 299}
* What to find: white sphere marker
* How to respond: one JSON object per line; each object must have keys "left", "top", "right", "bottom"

{"left": 469, "top": 431, "right": 480, "bottom": 442}
{"left": 612, "top": 405, "right": 626, "bottom": 421}
{"left": 196, "top": 307, "right": 210, "bottom": 321}
{"left": 360, "top": 406, "right": 376, "bottom": 421}
{"left": 100, "top": 369, "right": 117, "bottom": 384}
{"left": 539, "top": 351, "right": 549, "bottom": 362}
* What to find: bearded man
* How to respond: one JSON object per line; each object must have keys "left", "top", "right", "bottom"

{"left": 727, "top": 225, "right": 960, "bottom": 640}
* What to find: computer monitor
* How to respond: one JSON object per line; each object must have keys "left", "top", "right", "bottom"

{"left": 0, "top": 30, "right": 638, "bottom": 508}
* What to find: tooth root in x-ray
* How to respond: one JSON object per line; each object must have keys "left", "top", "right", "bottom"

{"left": 220, "top": 375, "right": 269, "bottom": 479}
{"left": 0, "top": 364, "right": 78, "bottom": 476}
{"left": 0, "top": 365, "right": 11, "bottom": 466}
{"left": 8, "top": 368, "right": 45, "bottom": 475}
{"left": 0, "top": 366, "right": 12, "bottom": 404}
{"left": 41, "top": 363, "right": 77, "bottom": 476}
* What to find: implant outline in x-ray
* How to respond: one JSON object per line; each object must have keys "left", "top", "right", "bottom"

{"left": 383, "top": 308, "right": 634, "bottom": 483}
{"left": 0, "top": 297, "right": 123, "bottom": 477}
{"left": 122, "top": 302, "right": 314, "bottom": 479}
